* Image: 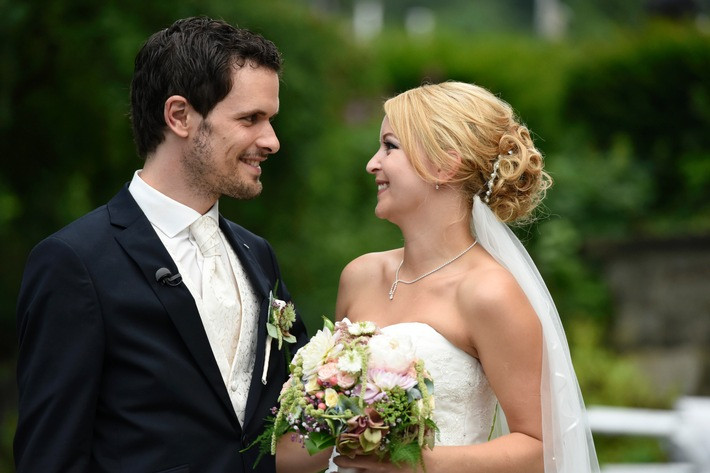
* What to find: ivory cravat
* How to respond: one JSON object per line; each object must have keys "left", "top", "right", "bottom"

{"left": 189, "top": 215, "right": 241, "bottom": 363}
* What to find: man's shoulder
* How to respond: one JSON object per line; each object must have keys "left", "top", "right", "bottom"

{"left": 40, "top": 186, "right": 136, "bottom": 249}
{"left": 221, "top": 218, "right": 270, "bottom": 249}
{"left": 22, "top": 204, "right": 114, "bottom": 276}
{"left": 46, "top": 204, "right": 111, "bottom": 245}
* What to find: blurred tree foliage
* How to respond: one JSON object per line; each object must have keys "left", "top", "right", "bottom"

{"left": 563, "top": 24, "right": 710, "bottom": 230}
{"left": 1, "top": 0, "right": 709, "bottom": 469}
{"left": 0, "top": 0, "right": 381, "bottom": 348}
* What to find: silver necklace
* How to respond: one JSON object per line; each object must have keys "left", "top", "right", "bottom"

{"left": 388, "top": 241, "right": 477, "bottom": 300}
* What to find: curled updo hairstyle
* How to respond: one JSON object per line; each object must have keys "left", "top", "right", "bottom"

{"left": 383, "top": 82, "right": 552, "bottom": 223}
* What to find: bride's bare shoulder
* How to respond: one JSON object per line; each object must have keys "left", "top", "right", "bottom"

{"left": 336, "top": 250, "right": 400, "bottom": 319}
{"left": 458, "top": 259, "right": 534, "bottom": 326}
{"left": 339, "top": 249, "right": 400, "bottom": 284}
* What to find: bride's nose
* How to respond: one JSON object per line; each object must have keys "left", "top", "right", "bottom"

{"left": 366, "top": 152, "right": 382, "bottom": 175}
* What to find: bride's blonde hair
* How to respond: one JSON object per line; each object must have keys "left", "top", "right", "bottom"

{"left": 383, "top": 81, "right": 551, "bottom": 223}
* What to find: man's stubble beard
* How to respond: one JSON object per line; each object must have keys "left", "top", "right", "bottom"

{"left": 182, "top": 120, "right": 263, "bottom": 202}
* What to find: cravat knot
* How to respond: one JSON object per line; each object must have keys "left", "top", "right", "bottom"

{"left": 190, "top": 215, "right": 221, "bottom": 257}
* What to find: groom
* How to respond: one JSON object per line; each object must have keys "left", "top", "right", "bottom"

{"left": 14, "top": 17, "right": 308, "bottom": 472}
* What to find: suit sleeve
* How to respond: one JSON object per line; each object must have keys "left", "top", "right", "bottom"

{"left": 15, "top": 236, "right": 105, "bottom": 473}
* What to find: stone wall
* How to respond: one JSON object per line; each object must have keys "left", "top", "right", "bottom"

{"left": 593, "top": 235, "right": 710, "bottom": 395}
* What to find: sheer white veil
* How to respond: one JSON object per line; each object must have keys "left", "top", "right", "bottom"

{"left": 471, "top": 195, "right": 600, "bottom": 473}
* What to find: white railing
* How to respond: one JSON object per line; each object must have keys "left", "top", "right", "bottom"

{"left": 588, "top": 396, "right": 710, "bottom": 473}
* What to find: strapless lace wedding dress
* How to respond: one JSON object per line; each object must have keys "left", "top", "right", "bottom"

{"left": 327, "top": 322, "right": 498, "bottom": 472}
{"left": 383, "top": 322, "right": 498, "bottom": 445}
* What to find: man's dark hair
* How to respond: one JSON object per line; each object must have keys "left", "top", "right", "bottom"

{"left": 130, "top": 16, "right": 282, "bottom": 158}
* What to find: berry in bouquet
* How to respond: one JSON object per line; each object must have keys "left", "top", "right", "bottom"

{"left": 253, "top": 317, "right": 437, "bottom": 469}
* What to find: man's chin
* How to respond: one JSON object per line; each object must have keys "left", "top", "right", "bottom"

{"left": 225, "top": 183, "right": 262, "bottom": 200}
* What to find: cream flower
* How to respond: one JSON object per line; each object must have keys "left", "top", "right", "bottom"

{"left": 337, "top": 349, "right": 363, "bottom": 374}
{"left": 297, "top": 327, "right": 336, "bottom": 379}
{"left": 347, "top": 320, "right": 377, "bottom": 337}
{"left": 368, "top": 333, "right": 416, "bottom": 374}
{"left": 304, "top": 376, "right": 320, "bottom": 394}
{"left": 324, "top": 388, "right": 339, "bottom": 408}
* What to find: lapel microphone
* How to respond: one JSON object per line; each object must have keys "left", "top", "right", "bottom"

{"left": 155, "top": 267, "right": 183, "bottom": 287}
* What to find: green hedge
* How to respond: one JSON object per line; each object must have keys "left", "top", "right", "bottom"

{"left": 563, "top": 23, "right": 710, "bottom": 229}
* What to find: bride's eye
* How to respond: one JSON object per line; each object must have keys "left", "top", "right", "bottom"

{"left": 383, "top": 140, "right": 399, "bottom": 152}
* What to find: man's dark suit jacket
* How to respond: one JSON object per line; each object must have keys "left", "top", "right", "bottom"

{"left": 15, "top": 186, "right": 309, "bottom": 472}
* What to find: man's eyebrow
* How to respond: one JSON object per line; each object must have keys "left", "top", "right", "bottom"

{"left": 237, "top": 108, "right": 279, "bottom": 119}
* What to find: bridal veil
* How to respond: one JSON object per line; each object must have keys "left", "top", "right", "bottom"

{"left": 472, "top": 195, "right": 600, "bottom": 473}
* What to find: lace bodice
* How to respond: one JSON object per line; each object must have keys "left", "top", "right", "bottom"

{"left": 382, "top": 322, "right": 497, "bottom": 446}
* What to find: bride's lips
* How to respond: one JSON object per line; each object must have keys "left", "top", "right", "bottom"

{"left": 376, "top": 180, "right": 389, "bottom": 194}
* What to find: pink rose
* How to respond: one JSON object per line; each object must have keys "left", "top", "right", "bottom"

{"left": 317, "top": 362, "right": 339, "bottom": 382}
{"left": 336, "top": 372, "right": 357, "bottom": 389}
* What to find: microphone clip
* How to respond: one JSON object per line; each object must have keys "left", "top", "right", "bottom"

{"left": 155, "top": 267, "right": 182, "bottom": 287}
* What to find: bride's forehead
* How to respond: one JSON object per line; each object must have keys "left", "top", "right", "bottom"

{"left": 380, "top": 116, "right": 394, "bottom": 135}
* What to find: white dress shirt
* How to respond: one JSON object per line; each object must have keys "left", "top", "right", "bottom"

{"left": 128, "top": 170, "right": 260, "bottom": 425}
{"left": 128, "top": 170, "right": 229, "bottom": 297}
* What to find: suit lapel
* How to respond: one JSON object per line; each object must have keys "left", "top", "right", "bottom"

{"left": 108, "top": 188, "right": 240, "bottom": 431}
{"left": 218, "top": 217, "right": 271, "bottom": 298}
{"left": 218, "top": 217, "right": 276, "bottom": 428}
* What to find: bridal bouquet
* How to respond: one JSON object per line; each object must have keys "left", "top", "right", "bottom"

{"left": 253, "top": 318, "right": 437, "bottom": 468}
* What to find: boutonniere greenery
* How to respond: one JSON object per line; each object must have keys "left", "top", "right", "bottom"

{"left": 261, "top": 280, "right": 297, "bottom": 385}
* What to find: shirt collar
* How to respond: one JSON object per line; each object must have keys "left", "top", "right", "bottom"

{"left": 128, "top": 170, "right": 220, "bottom": 238}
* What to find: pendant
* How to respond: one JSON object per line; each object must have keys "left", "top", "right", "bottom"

{"left": 388, "top": 281, "right": 398, "bottom": 300}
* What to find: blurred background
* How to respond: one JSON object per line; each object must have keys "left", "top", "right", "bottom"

{"left": 1, "top": 0, "right": 709, "bottom": 471}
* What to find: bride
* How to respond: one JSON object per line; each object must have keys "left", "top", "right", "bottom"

{"left": 327, "top": 81, "right": 600, "bottom": 473}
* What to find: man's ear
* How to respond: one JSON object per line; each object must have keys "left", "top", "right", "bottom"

{"left": 164, "top": 95, "right": 191, "bottom": 138}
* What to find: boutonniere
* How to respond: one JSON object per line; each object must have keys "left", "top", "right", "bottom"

{"left": 261, "top": 281, "right": 297, "bottom": 385}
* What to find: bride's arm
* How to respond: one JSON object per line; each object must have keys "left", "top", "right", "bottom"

{"left": 334, "top": 266, "right": 544, "bottom": 473}
{"left": 459, "top": 265, "right": 544, "bottom": 471}
{"left": 275, "top": 435, "right": 332, "bottom": 473}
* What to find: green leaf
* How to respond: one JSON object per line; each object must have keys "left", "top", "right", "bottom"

{"left": 266, "top": 323, "right": 279, "bottom": 339}
{"left": 322, "top": 316, "right": 335, "bottom": 332}
{"left": 283, "top": 334, "right": 297, "bottom": 344}
{"left": 388, "top": 438, "right": 422, "bottom": 469}
{"left": 338, "top": 395, "right": 364, "bottom": 416}
{"left": 324, "top": 417, "right": 341, "bottom": 436}
{"left": 304, "top": 431, "right": 336, "bottom": 456}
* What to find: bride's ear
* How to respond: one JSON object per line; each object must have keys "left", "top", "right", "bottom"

{"left": 437, "top": 150, "right": 462, "bottom": 184}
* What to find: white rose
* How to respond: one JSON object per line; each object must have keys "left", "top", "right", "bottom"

{"left": 367, "top": 334, "right": 415, "bottom": 374}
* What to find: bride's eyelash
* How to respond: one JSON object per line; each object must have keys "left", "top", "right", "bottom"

{"left": 383, "top": 139, "right": 399, "bottom": 150}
